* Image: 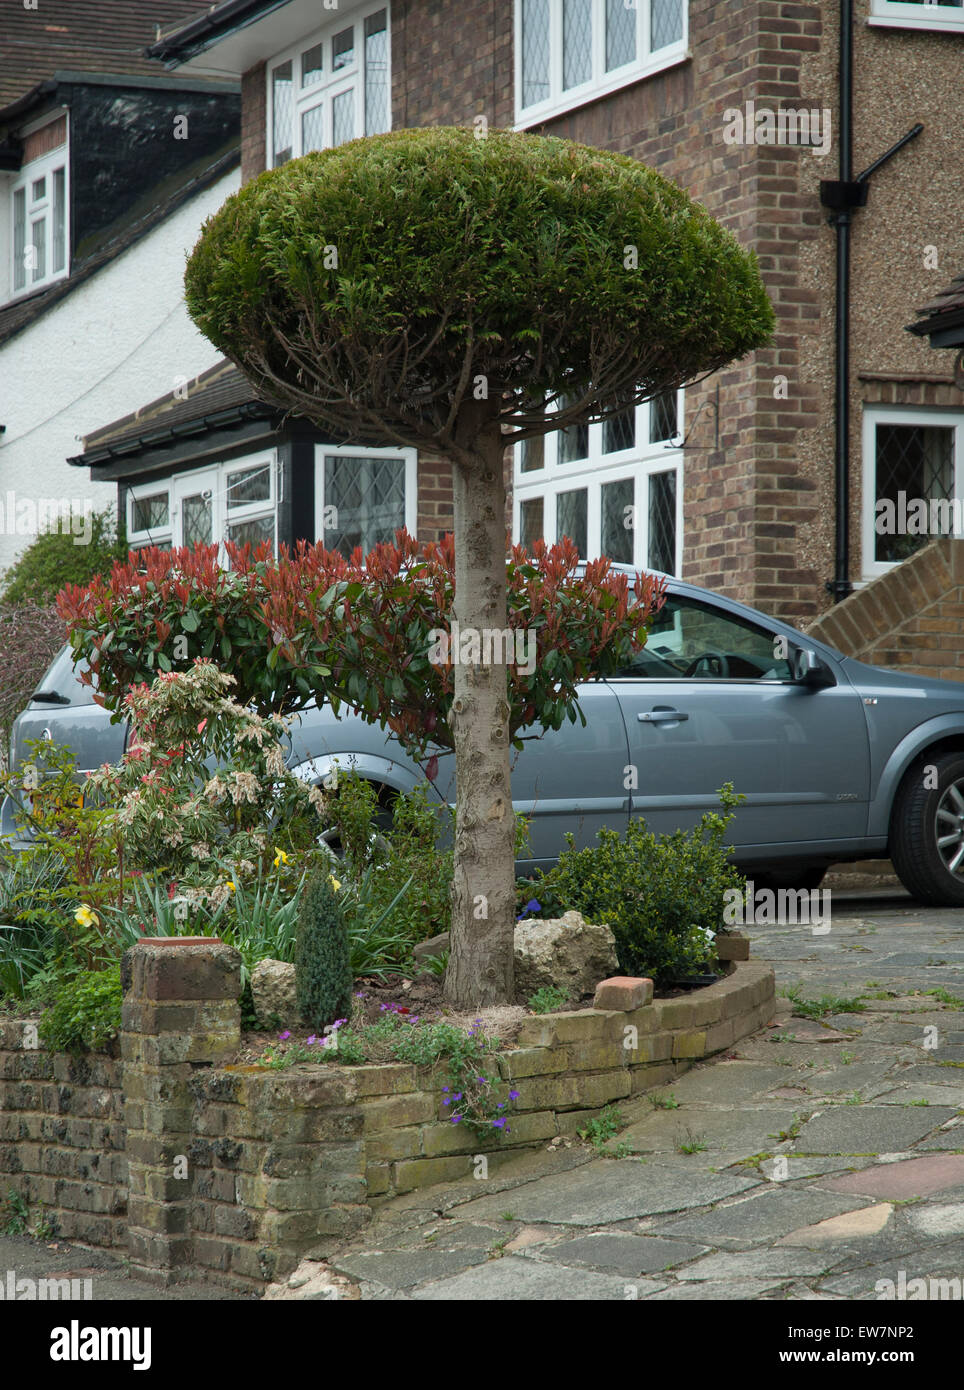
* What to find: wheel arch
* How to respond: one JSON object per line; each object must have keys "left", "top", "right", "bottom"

{"left": 873, "top": 722, "right": 964, "bottom": 842}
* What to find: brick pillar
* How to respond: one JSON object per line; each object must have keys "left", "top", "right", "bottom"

{"left": 121, "top": 938, "right": 240, "bottom": 1286}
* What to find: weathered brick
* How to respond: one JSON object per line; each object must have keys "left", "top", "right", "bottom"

{"left": 366, "top": 1125, "right": 423, "bottom": 1161}
{"left": 497, "top": 1047, "right": 568, "bottom": 1080}
{"left": 714, "top": 932, "right": 750, "bottom": 962}
{"left": 392, "top": 1154, "right": 478, "bottom": 1192}
{"left": 593, "top": 978, "right": 654, "bottom": 1011}
{"left": 672, "top": 1030, "right": 707, "bottom": 1059}
{"left": 361, "top": 1092, "right": 436, "bottom": 1131}
{"left": 351, "top": 1063, "right": 417, "bottom": 1097}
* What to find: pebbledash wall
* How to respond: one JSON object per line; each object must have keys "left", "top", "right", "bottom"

{"left": 0, "top": 939, "right": 774, "bottom": 1291}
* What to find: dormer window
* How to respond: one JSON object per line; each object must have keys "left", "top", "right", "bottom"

{"left": 267, "top": 5, "right": 390, "bottom": 167}
{"left": 9, "top": 115, "right": 69, "bottom": 300}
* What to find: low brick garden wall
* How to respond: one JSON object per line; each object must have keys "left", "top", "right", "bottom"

{"left": 0, "top": 939, "right": 774, "bottom": 1292}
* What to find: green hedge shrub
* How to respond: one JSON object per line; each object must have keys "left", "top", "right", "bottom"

{"left": 520, "top": 787, "right": 745, "bottom": 986}
{"left": 295, "top": 872, "right": 353, "bottom": 1030}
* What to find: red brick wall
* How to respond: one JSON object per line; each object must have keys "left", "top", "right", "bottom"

{"left": 391, "top": 0, "right": 513, "bottom": 130}
{"left": 240, "top": 61, "right": 267, "bottom": 183}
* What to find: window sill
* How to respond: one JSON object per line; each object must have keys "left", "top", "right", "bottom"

{"left": 867, "top": 12, "right": 964, "bottom": 34}
{"left": 515, "top": 47, "right": 689, "bottom": 129}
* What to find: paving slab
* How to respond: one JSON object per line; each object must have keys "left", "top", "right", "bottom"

{"left": 529, "top": 1232, "right": 708, "bottom": 1277}
{"left": 446, "top": 1157, "right": 760, "bottom": 1226}
{"left": 621, "top": 1105, "right": 802, "bottom": 1157}
{"left": 776, "top": 1202, "right": 895, "bottom": 1247}
{"left": 646, "top": 1187, "right": 867, "bottom": 1247}
{"left": 818, "top": 1153, "right": 964, "bottom": 1200}
{"left": 641, "top": 1278, "right": 792, "bottom": 1300}
{"left": 409, "top": 1255, "right": 646, "bottom": 1300}
{"left": 868, "top": 1084, "right": 964, "bottom": 1106}
{"left": 905, "top": 1203, "right": 964, "bottom": 1239}
{"left": 657, "top": 1062, "right": 791, "bottom": 1104}
{"left": 792, "top": 1105, "right": 957, "bottom": 1154}
{"left": 674, "top": 1247, "right": 835, "bottom": 1281}
{"left": 331, "top": 1246, "right": 488, "bottom": 1288}
{"left": 818, "top": 1237, "right": 964, "bottom": 1298}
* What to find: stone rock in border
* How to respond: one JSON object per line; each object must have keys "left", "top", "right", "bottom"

{"left": 514, "top": 912, "right": 618, "bottom": 1000}
{"left": 263, "top": 1260, "right": 360, "bottom": 1301}
{"left": 250, "top": 958, "right": 298, "bottom": 1028}
{"left": 413, "top": 932, "right": 450, "bottom": 963}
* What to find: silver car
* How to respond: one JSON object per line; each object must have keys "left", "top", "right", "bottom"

{"left": 6, "top": 568, "right": 964, "bottom": 904}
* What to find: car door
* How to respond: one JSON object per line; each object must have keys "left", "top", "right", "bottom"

{"left": 510, "top": 680, "right": 632, "bottom": 871}
{"left": 609, "top": 590, "right": 872, "bottom": 854}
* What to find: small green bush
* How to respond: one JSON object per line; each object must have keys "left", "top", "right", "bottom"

{"left": 38, "top": 967, "right": 122, "bottom": 1053}
{"left": 528, "top": 787, "right": 745, "bottom": 986}
{"left": 294, "top": 873, "right": 353, "bottom": 1031}
{"left": 2, "top": 504, "right": 126, "bottom": 606}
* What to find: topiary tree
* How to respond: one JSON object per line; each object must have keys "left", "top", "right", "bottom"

{"left": 183, "top": 127, "right": 774, "bottom": 1007}
{"left": 294, "top": 871, "right": 353, "bottom": 1032}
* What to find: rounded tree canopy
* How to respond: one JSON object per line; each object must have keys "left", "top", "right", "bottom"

{"left": 185, "top": 127, "right": 774, "bottom": 451}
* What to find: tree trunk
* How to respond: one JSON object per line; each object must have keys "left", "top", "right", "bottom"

{"left": 443, "top": 418, "right": 516, "bottom": 1008}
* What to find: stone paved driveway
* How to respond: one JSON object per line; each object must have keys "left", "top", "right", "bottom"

{"left": 313, "top": 889, "right": 964, "bottom": 1300}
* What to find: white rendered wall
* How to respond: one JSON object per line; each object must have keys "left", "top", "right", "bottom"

{"left": 0, "top": 166, "right": 240, "bottom": 576}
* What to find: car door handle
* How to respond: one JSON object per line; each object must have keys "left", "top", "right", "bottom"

{"left": 638, "top": 709, "right": 689, "bottom": 723}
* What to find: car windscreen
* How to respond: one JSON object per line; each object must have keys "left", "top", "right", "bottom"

{"left": 33, "top": 646, "right": 98, "bottom": 707}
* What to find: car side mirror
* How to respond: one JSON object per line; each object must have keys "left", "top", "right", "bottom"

{"left": 790, "top": 645, "right": 836, "bottom": 688}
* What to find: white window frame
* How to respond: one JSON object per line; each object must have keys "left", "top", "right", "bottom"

{"left": 314, "top": 443, "right": 417, "bottom": 554}
{"left": 266, "top": 2, "right": 391, "bottom": 167}
{"left": 126, "top": 452, "right": 279, "bottom": 557}
{"left": 9, "top": 128, "right": 69, "bottom": 302}
{"left": 861, "top": 405, "right": 964, "bottom": 580}
{"left": 868, "top": 0, "right": 964, "bottom": 34}
{"left": 514, "top": 0, "right": 688, "bottom": 128}
{"left": 512, "top": 392, "right": 684, "bottom": 574}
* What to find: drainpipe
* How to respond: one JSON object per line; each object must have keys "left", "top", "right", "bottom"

{"left": 819, "top": 2, "right": 923, "bottom": 604}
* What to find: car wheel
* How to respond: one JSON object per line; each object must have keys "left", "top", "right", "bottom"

{"left": 891, "top": 751, "right": 964, "bottom": 906}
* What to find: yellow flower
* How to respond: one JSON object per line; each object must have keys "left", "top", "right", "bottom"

{"left": 74, "top": 904, "right": 99, "bottom": 929}
{"left": 329, "top": 876, "right": 341, "bottom": 893}
{"left": 225, "top": 881, "right": 236, "bottom": 893}
{"left": 273, "top": 848, "right": 289, "bottom": 869}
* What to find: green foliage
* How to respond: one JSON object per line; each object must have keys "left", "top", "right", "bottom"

{"left": 527, "top": 985, "right": 570, "bottom": 1014}
{"left": 790, "top": 994, "right": 867, "bottom": 1021}
{"left": 83, "top": 660, "right": 329, "bottom": 895}
{"left": 578, "top": 1105, "right": 625, "bottom": 1152}
{"left": 1, "top": 1188, "right": 29, "bottom": 1236}
{"left": 2, "top": 505, "right": 126, "bottom": 606}
{"left": 295, "top": 872, "right": 353, "bottom": 1031}
{"left": 184, "top": 128, "right": 773, "bottom": 444}
{"left": 0, "top": 852, "right": 68, "bottom": 998}
{"left": 38, "top": 967, "right": 122, "bottom": 1054}
{"left": 527, "top": 787, "right": 745, "bottom": 985}
{"left": 327, "top": 773, "right": 452, "bottom": 944}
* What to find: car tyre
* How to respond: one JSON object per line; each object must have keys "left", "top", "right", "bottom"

{"left": 891, "top": 750, "right": 964, "bottom": 906}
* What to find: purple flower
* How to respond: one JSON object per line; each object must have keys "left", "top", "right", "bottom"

{"left": 442, "top": 1086, "right": 450, "bottom": 1093}
{"left": 354, "top": 992, "right": 366, "bottom": 999}
{"left": 332, "top": 1019, "right": 347, "bottom": 1029}
{"left": 451, "top": 1114, "right": 463, "bottom": 1124}
{"left": 453, "top": 1093, "right": 463, "bottom": 1101}
{"left": 278, "top": 1030, "right": 291, "bottom": 1041}
{"left": 517, "top": 898, "right": 541, "bottom": 919}
{"left": 477, "top": 1076, "right": 486, "bottom": 1084}
{"left": 496, "top": 1102, "right": 505, "bottom": 1109}
{"left": 442, "top": 1097, "right": 451, "bottom": 1106}
{"left": 508, "top": 1090, "right": 520, "bottom": 1100}
{"left": 306, "top": 1036, "right": 317, "bottom": 1045}
{"left": 492, "top": 1117, "right": 506, "bottom": 1128}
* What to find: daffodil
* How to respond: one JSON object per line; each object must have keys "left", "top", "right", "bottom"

{"left": 273, "top": 848, "right": 289, "bottom": 869}
{"left": 225, "top": 881, "right": 236, "bottom": 893}
{"left": 74, "top": 904, "right": 99, "bottom": 928}
{"left": 329, "top": 875, "right": 341, "bottom": 892}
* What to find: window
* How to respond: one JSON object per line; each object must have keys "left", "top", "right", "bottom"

{"left": 512, "top": 390, "right": 683, "bottom": 572}
{"left": 869, "top": 0, "right": 964, "bottom": 33}
{"left": 9, "top": 142, "right": 68, "bottom": 299}
{"left": 516, "top": 0, "right": 687, "bottom": 124}
{"left": 126, "top": 454, "right": 278, "bottom": 557}
{"left": 268, "top": 5, "right": 390, "bottom": 167}
{"left": 862, "top": 406, "right": 964, "bottom": 577}
{"left": 315, "top": 444, "right": 417, "bottom": 559}
{"left": 615, "top": 593, "right": 794, "bottom": 682}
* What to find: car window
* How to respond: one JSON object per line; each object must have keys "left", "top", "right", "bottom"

{"left": 33, "top": 646, "right": 98, "bottom": 706}
{"left": 619, "top": 595, "right": 794, "bottom": 680}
